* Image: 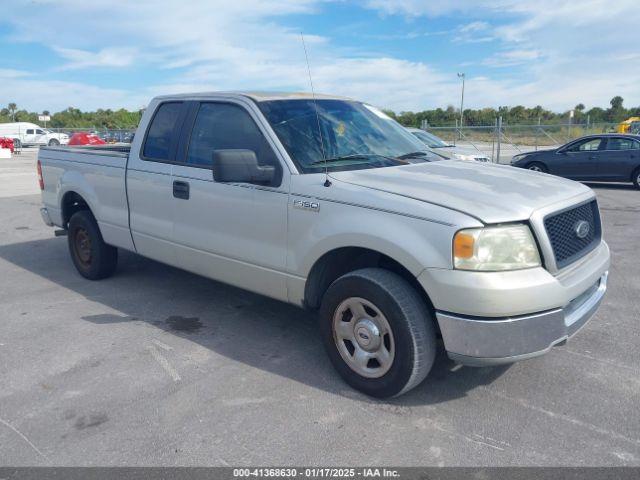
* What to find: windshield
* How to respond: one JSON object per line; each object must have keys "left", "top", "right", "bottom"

{"left": 410, "top": 129, "right": 449, "bottom": 148}
{"left": 258, "top": 99, "right": 430, "bottom": 173}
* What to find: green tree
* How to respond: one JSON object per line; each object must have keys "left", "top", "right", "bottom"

{"left": 8, "top": 103, "right": 17, "bottom": 122}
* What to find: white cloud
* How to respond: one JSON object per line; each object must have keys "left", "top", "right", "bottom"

{"left": 0, "top": 70, "right": 143, "bottom": 113}
{"left": 1, "top": 0, "right": 640, "bottom": 113}
{"left": 482, "top": 49, "right": 542, "bottom": 67}
{"left": 53, "top": 47, "right": 138, "bottom": 70}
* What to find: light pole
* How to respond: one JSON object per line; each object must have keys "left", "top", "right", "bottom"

{"left": 457, "top": 73, "right": 465, "bottom": 130}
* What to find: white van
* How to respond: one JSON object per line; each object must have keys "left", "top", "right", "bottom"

{"left": 0, "top": 122, "right": 69, "bottom": 148}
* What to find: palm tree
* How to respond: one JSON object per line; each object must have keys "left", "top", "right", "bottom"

{"left": 8, "top": 103, "right": 17, "bottom": 122}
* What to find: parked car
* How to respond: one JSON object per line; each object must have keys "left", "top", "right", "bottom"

{"left": 0, "top": 137, "right": 14, "bottom": 153}
{"left": 511, "top": 134, "right": 640, "bottom": 189}
{"left": 0, "top": 122, "right": 69, "bottom": 147}
{"left": 407, "top": 127, "right": 490, "bottom": 162}
{"left": 37, "top": 92, "right": 609, "bottom": 398}
{"left": 68, "top": 132, "right": 107, "bottom": 146}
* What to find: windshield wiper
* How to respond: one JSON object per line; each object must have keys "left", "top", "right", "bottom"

{"left": 397, "top": 151, "right": 430, "bottom": 160}
{"left": 309, "top": 153, "right": 401, "bottom": 166}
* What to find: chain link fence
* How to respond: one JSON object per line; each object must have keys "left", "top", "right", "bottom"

{"left": 5, "top": 127, "right": 137, "bottom": 152}
{"left": 423, "top": 121, "right": 619, "bottom": 164}
{"left": 7, "top": 121, "right": 621, "bottom": 163}
{"left": 47, "top": 127, "right": 137, "bottom": 144}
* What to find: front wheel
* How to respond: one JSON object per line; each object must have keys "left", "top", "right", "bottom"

{"left": 319, "top": 268, "right": 436, "bottom": 398}
{"left": 48, "top": 138, "right": 60, "bottom": 146}
{"left": 526, "top": 162, "right": 547, "bottom": 173}
{"left": 68, "top": 210, "right": 118, "bottom": 280}
{"left": 13, "top": 138, "right": 21, "bottom": 149}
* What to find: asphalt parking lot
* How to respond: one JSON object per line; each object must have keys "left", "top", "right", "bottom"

{"left": 0, "top": 150, "right": 638, "bottom": 466}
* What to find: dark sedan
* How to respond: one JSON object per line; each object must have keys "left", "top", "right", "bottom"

{"left": 511, "top": 134, "right": 640, "bottom": 189}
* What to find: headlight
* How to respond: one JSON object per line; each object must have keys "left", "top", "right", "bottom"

{"left": 453, "top": 224, "right": 541, "bottom": 271}
{"left": 511, "top": 153, "right": 527, "bottom": 164}
{"left": 452, "top": 153, "right": 473, "bottom": 161}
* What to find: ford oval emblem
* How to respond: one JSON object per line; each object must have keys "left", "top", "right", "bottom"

{"left": 574, "top": 220, "right": 590, "bottom": 239}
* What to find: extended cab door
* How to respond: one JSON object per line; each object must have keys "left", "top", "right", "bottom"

{"left": 126, "top": 100, "right": 189, "bottom": 266}
{"left": 170, "top": 99, "right": 290, "bottom": 301}
{"left": 553, "top": 137, "right": 603, "bottom": 180}
{"left": 24, "top": 128, "right": 36, "bottom": 145}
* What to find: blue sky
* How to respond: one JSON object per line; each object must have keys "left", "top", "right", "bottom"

{"left": 1, "top": 0, "right": 639, "bottom": 113}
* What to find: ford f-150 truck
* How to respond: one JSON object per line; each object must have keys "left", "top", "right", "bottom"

{"left": 38, "top": 92, "right": 610, "bottom": 398}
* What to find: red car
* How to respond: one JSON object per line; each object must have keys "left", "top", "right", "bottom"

{"left": 0, "top": 137, "right": 15, "bottom": 153}
{"left": 68, "top": 132, "right": 107, "bottom": 146}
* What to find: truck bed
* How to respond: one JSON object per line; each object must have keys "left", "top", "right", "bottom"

{"left": 39, "top": 144, "right": 134, "bottom": 251}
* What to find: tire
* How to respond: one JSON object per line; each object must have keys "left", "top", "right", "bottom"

{"left": 13, "top": 139, "right": 21, "bottom": 149}
{"left": 526, "top": 162, "right": 547, "bottom": 173}
{"left": 67, "top": 210, "right": 118, "bottom": 280}
{"left": 632, "top": 167, "right": 640, "bottom": 190}
{"left": 48, "top": 139, "right": 60, "bottom": 146}
{"left": 319, "top": 268, "right": 436, "bottom": 398}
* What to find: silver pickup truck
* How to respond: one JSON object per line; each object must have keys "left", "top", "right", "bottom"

{"left": 38, "top": 92, "right": 610, "bottom": 398}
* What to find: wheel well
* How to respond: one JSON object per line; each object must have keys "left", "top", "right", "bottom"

{"left": 61, "top": 191, "right": 91, "bottom": 228}
{"left": 631, "top": 165, "right": 640, "bottom": 182}
{"left": 304, "top": 247, "right": 435, "bottom": 314}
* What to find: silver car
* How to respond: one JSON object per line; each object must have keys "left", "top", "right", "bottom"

{"left": 408, "top": 127, "right": 490, "bottom": 162}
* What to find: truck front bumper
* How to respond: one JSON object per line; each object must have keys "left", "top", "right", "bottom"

{"left": 418, "top": 241, "right": 610, "bottom": 366}
{"left": 436, "top": 271, "right": 607, "bottom": 366}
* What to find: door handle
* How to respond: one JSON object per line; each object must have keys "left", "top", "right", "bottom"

{"left": 173, "top": 180, "right": 190, "bottom": 200}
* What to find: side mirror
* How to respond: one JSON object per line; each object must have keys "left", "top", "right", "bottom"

{"left": 212, "top": 149, "right": 275, "bottom": 185}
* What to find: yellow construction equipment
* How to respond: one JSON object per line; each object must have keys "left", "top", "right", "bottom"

{"left": 617, "top": 117, "right": 640, "bottom": 134}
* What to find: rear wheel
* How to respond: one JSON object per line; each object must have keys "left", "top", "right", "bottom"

{"left": 526, "top": 162, "right": 547, "bottom": 173}
{"left": 319, "top": 268, "right": 436, "bottom": 398}
{"left": 67, "top": 210, "right": 118, "bottom": 280}
{"left": 633, "top": 168, "right": 640, "bottom": 190}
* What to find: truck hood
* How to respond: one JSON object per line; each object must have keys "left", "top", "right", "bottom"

{"left": 329, "top": 160, "right": 591, "bottom": 224}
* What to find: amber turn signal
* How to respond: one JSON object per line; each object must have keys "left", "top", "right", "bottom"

{"left": 453, "top": 232, "right": 475, "bottom": 259}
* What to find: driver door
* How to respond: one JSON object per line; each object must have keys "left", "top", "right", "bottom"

{"left": 554, "top": 137, "right": 603, "bottom": 180}
{"left": 171, "top": 99, "right": 290, "bottom": 301}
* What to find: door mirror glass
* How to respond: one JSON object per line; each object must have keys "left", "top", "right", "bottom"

{"left": 212, "top": 149, "right": 275, "bottom": 185}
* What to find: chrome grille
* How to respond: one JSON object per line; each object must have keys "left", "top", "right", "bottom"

{"left": 543, "top": 200, "right": 601, "bottom": 269}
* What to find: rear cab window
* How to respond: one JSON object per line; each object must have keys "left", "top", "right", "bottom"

{"left": 142, "top": 102, "right": 185, "bottom": 161}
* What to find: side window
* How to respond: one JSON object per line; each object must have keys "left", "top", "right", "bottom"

{"left": 142, "top": 102, "right": 184, "bottom": 161}
{"left": 186, "top": 102, "right": 281, "bottom": 178}
{"left": 36, "top": 129, "right": 45, "bottom": 135}
{"left": 566, "top": 138, "right": 602, "bottom": 152}
{"left": 607, "top": 137, "right": 636, "bottom": 150}
{"left": 26, "top": 129, "right": 34, "bottom": 135}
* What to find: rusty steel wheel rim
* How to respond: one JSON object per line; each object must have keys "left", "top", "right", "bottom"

{"left": 74, "top": 227, "right": 92, "bottom": 267}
